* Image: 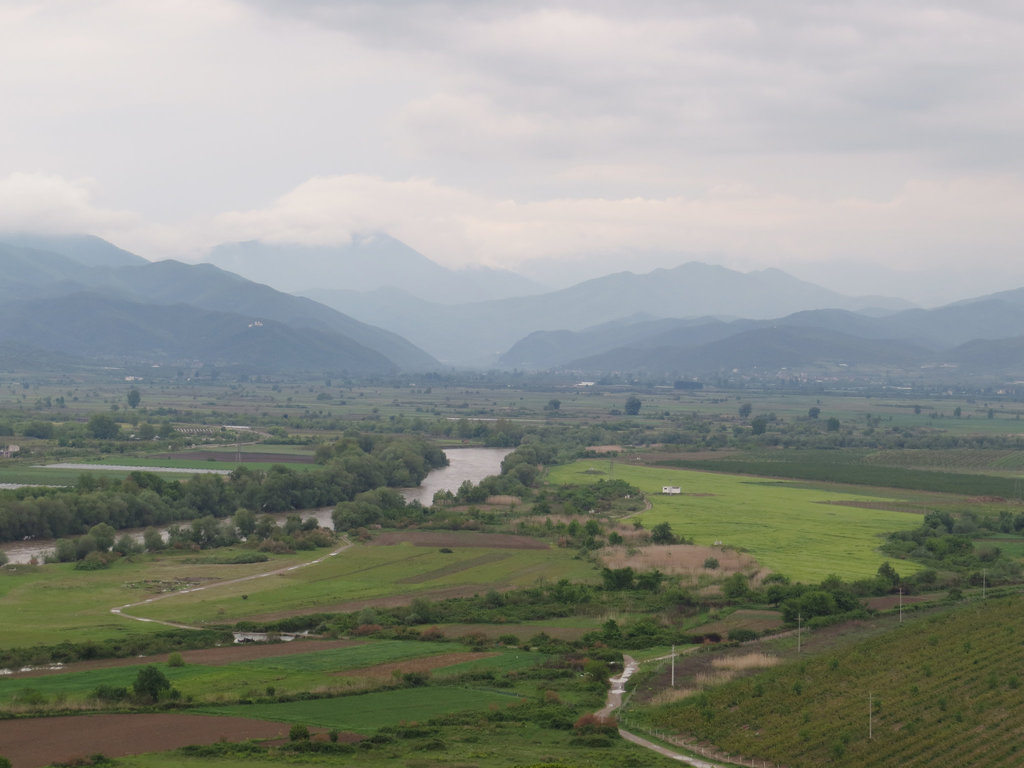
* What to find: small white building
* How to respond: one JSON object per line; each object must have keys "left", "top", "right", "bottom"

{"left": 662, "top": 486, "right": 681, "bottom": 495}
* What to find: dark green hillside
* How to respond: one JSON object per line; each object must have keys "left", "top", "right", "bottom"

{"left": 0, "top": 237, "right": 439, "bottom": 371}
{"left": 0, "top": 292, "right": 399, "bottom": 374}
{"left": 640, "top": 597, "right": 1024, "bottom": 767}
{"left": 571, "top": 325, "right": 931, "bottom": 374}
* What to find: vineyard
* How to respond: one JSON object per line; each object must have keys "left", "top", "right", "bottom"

{"left": 658, "top": 452, "right": 1023, "bottom": 498}
{"left": 639, "top": 597, "right": 1024, "bottom": 767}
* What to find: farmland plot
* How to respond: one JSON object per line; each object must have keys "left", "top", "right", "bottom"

{"left": 547, "top": 462, "right": 922, "bottom": 581}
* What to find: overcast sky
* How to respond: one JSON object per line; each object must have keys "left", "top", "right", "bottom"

{"left": 1, "top": 0, "right": 1022, "bottom": 304}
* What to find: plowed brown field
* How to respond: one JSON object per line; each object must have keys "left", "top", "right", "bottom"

{"left": 0, "top": 713, "right": 334, "bottom": 768}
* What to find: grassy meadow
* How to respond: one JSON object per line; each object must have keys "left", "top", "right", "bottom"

{"left": 0, "top": 640, "right": 537, "bottom": 706}
{"left": 547, "top": 461, "right": 923, "bottom": 582}
{"left": 130, "top": 540, "right": 596, "bottom": 626}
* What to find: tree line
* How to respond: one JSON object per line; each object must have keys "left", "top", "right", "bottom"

{"left": 0, "top": 434, "right": 446, "bottom": 543}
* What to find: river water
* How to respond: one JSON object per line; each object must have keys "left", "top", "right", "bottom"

{"left": 0, "top": 446, "right": 511, "bottom": 565}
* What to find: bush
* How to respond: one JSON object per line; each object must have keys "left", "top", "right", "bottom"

{"left": 703, "top": 557, "right": 719, "bottom": 569}
{"left": 92, "top": 685, "right": 129, "bottom": 702}
{"left": 167, "top": 652, "right": 184, "bottom": 667}
{"left": 133, "top": 665, "right": 171, "bottom": 702}
{"left": 727, "top": 628, "right": 758, "bottom": 642}
{"left": 289, "top": 724, "right": 310, "bottom": 742}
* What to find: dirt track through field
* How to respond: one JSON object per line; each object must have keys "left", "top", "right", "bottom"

{"left": 0, "top": 713, "right": 305, "bottom": 768}
{"left": 111, "top": 537, "right": 353, "bottom": 629}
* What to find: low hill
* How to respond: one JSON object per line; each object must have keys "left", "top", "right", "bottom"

{"left": 642, "top": 596, "right": 1024, "bottom": 768}
{"left": 567, "top": 325, "right": 932, "bottom": 374}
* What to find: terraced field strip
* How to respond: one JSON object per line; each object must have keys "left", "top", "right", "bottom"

{"left": 399, "top": 551, "right": 512, "bottom": 583}
{"left": 193, "top": 686, "right": 525, "bottom": 733}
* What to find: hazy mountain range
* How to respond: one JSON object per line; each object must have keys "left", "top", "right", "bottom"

{"left": 0, "top": 235, "right": 435, "bottom": 375}
{"left": 5, "top": 232, "right": 1024, "bottom": 380}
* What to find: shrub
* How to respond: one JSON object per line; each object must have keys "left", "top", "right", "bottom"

{"left": 728, "top": 628, "right": 758, "bottom": 642}
{"left": 92, "top": 685, "right": 129, "bottom": 702}
{"left": 133, "top": 665, "right": 171, "bottom": 702}
{"left": 167, "top": 652, "right": 184, "bottom": 667}
{"left": 289, "top": 724, "right": 311, "bottom": 742}
{"left": 703, "top": 557, "right": 719, "bottom": 569}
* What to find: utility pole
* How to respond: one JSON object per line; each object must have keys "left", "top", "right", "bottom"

{"left": 671, "top": 644, "right": 675, "bottom": 688}
{"left": 869, "top": 691, "right": 873, "bottom": 740}
{"left": 983, "top": 568, "right": 987, "bottom": 599}
{"left": 797, "top": 613, "right": 802, "bottom": 653}
{"left": 899, "top": 586, "right": 903, "bottom": 623}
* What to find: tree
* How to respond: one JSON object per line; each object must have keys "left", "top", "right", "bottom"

{"left": 142, "top": 527, "right": 165, "bottom": 552}
{"left": 826, "top": 417, "right": 841, "bottom": 432}
{"left": 624, "top": 396, "right": 642, "bottom": 416}
{"left": 126, "top": 388, "right": 141, "bottom": 409}
{"left": 133, "top": 665, "right": 171, "bottom": 701}
{"left": 88, "top": 523, "right": 116, "bottom": 551}
{"left": 750, "top": 415, "right": 768, "bottom": 435}
{"left": 234, "top": 508, "right": 256, "bottom": 538}
{"left": 738, "top": 403, "right": 752, "bottom": 419}
{"left": 650, "top": 521, "right": 676, "bottom": 545}
{"left": 86, "top": 412, "right": 120, "bottom": 440}
{"left": 808, "top": 406, "right": 821, "bottom": 419}
{"left": 544, "top": 399, "right": 561, "bottom": 411}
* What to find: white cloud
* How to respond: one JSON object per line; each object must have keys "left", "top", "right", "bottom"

{"left": 209, "top": 172, "right": 1024, "bottom": 279}
{"left": 0, "top": 173, "right": 138, "bottom": 234}
{"left": 2, "top": 0, "right": 1024, "bottom": 304}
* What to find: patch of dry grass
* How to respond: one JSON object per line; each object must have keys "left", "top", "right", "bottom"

{"left": 600, "top": 544, "right": 761, "bottom": 582}
{"left": 711, "top": 652, "right": 779, "bottom": 671}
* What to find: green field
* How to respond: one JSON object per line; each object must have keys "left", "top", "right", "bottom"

{"left": 0, "top": 548, "right": 335, "bottom": 648}
{"left": 194, "top": 686, "right": 523, "bottom": 732}
{"left": 0, "top": 640, "right": 508, "bottom": 705}
{"left": 126, "top": 540, "right": 597, "bottom": 627}
{"left": 547, "top": 461, "right": 923, "bottom": 582}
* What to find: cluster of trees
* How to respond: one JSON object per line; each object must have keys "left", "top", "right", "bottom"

{"left": 0, "top": 434, "right": 446, "bottom": 543}
{"left": 46, "top": 511, "right": 338, "bottom": 568}
{"left": 13, "top": 413, "right": 176, "bottom": 444}
{"left": 884, "top": 510, "right": 1023, "bottom": 582}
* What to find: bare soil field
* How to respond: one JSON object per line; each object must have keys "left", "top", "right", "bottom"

{"left": 435, "top": 623, "right": 592, "bottom": 642}
{"left": 370, "top": 531, "right": 549, "bottom": 549}
{"left": 863, "top": 593, "right": 939, "bottom": 610}
{"left": 335, "top": 650, "right": 499, "bottom": 681}
{"left": 155, "top": 451, "right": 315, "bottom": 463}
{"left": 0, "top": 713, "right": 310, "bottom": 768}
{"left": 698, "top": 609, "right": 784, "bottom": 636}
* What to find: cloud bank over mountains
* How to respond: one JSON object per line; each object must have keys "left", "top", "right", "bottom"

{"left": 1, "top": 1, "right": 1022, "bottom": 303}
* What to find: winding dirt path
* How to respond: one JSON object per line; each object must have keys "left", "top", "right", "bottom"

{"left": 110, "top": 537, "right": 353, "bottom": 629}
{"left": 602, "top": 653, "right": 727, "bottom": 768}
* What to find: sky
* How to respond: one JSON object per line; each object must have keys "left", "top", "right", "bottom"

{"left": 1, "top": 0, "right": 1022, "bottom": 305}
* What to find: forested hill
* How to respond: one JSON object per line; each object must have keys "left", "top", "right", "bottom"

{"left": 0, "top": 237, "right": 438, "bottom": 373}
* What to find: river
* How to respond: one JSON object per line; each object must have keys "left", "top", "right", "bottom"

{"left": 0, "top": 446, "right": 511, "bottom": 565}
